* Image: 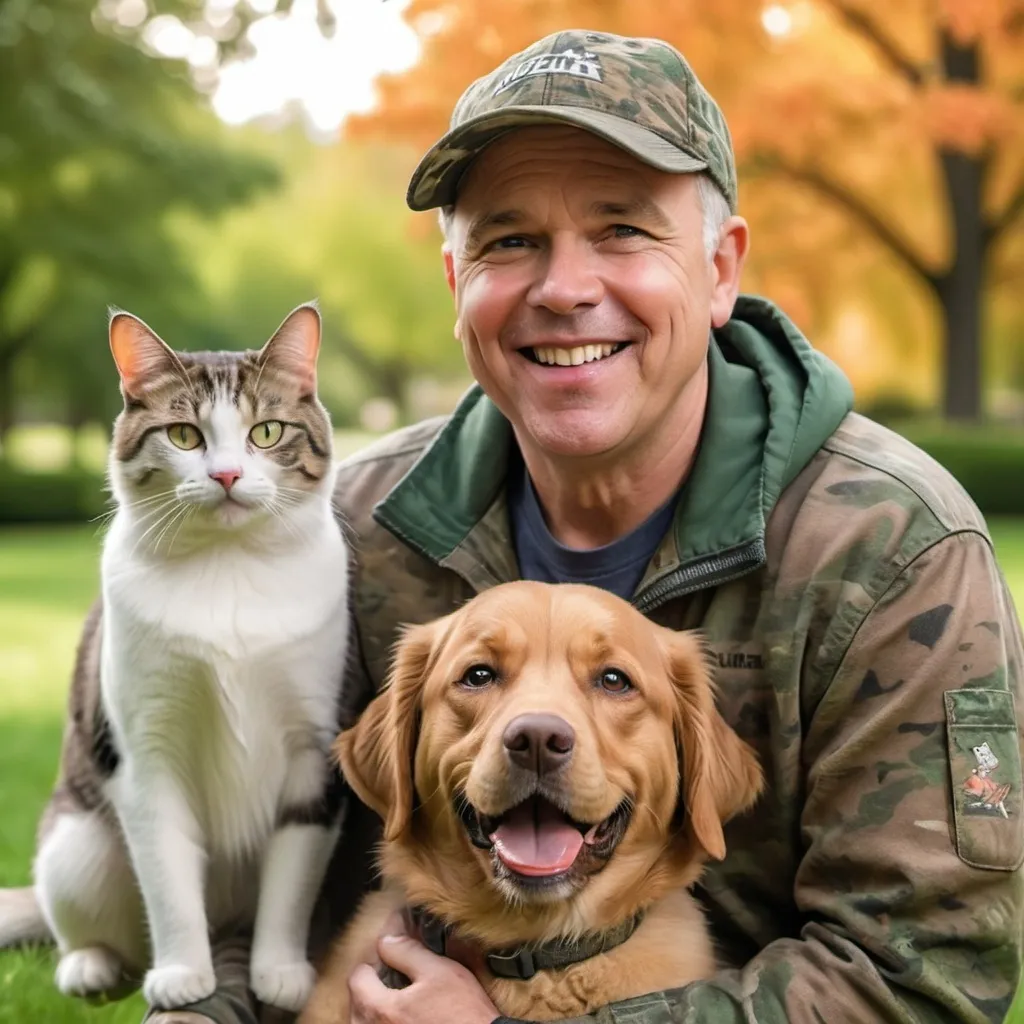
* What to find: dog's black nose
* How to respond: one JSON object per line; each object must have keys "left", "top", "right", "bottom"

{"left": 503, "top": 714, "right": 575, "bottom": 775}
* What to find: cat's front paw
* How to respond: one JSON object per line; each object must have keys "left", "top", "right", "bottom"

{"left": 251, "top": 959, "right": 316, "bottom": 1011}
{"left": 144, "top": 963, "right": 216, "bottom": 1009}
{"left": 55, "top": 947, "right": 123, "bottom": 996}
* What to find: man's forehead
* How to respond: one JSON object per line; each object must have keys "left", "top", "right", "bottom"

{"left": 453, "top": 127, "right": 684, "bottom": 211}
{"left": 461, "top": 125, "right": 653, "bottom": 189}
{"left": 461, "top": 193, "right": 673, "bottom": 228}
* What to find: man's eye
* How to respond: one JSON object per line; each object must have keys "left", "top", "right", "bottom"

{"left": 612, "top": 224, "right": 645, "bottom": 238}
{"left": 491, "top": 235, "right": 530, "bottom": 249}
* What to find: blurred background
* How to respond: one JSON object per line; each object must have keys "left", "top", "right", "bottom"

{"left": 1, "top": 0, "right": 1023, "bottom": 1020}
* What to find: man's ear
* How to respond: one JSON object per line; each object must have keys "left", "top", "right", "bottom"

{"left": 443, "top": 248, "right": 456, "bottom": 297}
{"left": 334, "top": 619, "right": 440, "bottom": 842}
{"left": 661, "top": 628, "right": 763, "bottom": 861}
{"left": 709, "top": 215, "right": 750, "bottom": 329}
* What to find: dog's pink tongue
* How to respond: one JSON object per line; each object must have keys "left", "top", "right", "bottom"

{"left": 490, "top": 800, "right": 584, "bottom": 877}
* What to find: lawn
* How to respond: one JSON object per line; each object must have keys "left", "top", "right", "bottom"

{"left": 0, "top": 526, "right": 143, "bottom": 1024}
{"left": 2, "top": 523, "right": 1024, "bottom": 1023}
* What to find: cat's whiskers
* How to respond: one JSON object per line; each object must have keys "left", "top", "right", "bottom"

{"left": 264, "top": 497, "right": 305, "bottom": 546}
{"left": 100, "top": 496, "right": 180, "bottom": 544}
{"left": 126, "top": 496, "right": 184, "bottom": 528}
{"left": 129, "top": 500, "right": 187, "bottom": 560}
{"left": 272, "top": 486, "right": 309, "bottom": 502}
{"left": 153, "top": 502, "right": 195, "bottom": 557}
{"left": 90, "top": 489, "right": 179, "bottom": 527}
{"left": 275, "top": 484, "right": 345, "bottom": 520}
{"left": 268, "top": 490, "right": 305, "bottom": 512}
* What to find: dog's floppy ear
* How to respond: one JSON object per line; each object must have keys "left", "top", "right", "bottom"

{"left": 662, "top": 629, "right": 763, "bottom": 861}
{"left": 335, "top": 619, "right": 440, "bottom": 842}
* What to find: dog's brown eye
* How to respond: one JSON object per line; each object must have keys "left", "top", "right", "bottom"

{"left": 598, "top": 669, "right": 633, "bottom": 694}
{"left": 460, "top": 664, "right": 497, "bottom": 688}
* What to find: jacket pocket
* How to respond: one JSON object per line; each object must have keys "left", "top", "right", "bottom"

{"left": 944, "top": 688, "right": 1024, "bottom": 870}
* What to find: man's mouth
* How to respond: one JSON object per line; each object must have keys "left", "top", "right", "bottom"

{"left": 522, "top": 343, "right": 630, "bottom": 367}
{"left": 457, "top": 793, "right": 632, "bottom": 885}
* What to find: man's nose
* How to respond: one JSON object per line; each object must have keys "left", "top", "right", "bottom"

{"left": 209, "top": 469, "right": 242, "bottom": 492}
{"left": 503, "top": 713, "right": 575, "bottom": 775}
{"left": 527, "top": 237, "right": 604, "bottom": 315}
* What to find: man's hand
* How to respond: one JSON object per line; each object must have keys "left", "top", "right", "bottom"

{"left": 348, "top": 934, "right": 500, "bottom": 1024}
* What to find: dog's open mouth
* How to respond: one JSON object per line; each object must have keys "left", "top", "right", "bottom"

{"left": 458, "top": 794, "right": 632, "bottom": 882}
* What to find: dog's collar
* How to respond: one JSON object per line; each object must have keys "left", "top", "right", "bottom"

{"left": 404, "top": 906, "right": 645, "bottom": 981}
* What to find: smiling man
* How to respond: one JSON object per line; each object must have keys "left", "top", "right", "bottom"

{"left": 441, "top": 127, "right": 724, "bottom": 558}
{"left": 147, "top": 28, "right": 1022, "bottom": 1024}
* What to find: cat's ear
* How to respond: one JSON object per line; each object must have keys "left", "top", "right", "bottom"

{"left": 259, "top": 301, "right": 320, "bottom": 398}
{"left": 108, "top": 309, "right": 183, "bottom": 401}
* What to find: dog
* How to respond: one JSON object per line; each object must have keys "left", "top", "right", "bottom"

{"left": 300, "top": 581, "right": 763, "bottom": 1022}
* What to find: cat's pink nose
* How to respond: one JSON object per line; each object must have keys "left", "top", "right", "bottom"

{"left": 210, "top": 469, "right": 242, "bottom": 492}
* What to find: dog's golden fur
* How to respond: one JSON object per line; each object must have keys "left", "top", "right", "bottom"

{"left": 300, "top": 582, "right": 763, "bottom": 1023}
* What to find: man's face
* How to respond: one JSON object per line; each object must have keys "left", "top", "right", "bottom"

{"left": 444, "top": 126, "right": 746, "bottom": 462}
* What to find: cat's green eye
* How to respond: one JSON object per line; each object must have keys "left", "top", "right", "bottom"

{"left": 167, "top": 424, "right": 203, "bottom": 451}
{"left": 250, "top": 420, "right": 284, "bottom": 449}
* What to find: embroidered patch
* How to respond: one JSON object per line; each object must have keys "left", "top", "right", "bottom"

{"left": 944, "top": 689, "right": 1024, "bottom": 871}
{"left": 961, "top": 742, "right": 1012, "bottom": 818}
{"left": 493, "top": 47, "right": 603, "bottom": 96}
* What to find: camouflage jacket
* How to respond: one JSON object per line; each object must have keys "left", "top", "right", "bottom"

{"left": 323, "top": 296, "right": 1024, "bottom": 1024}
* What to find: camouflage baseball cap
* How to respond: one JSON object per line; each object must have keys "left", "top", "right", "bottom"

{"left": 406, "top": 29, "right": 737, "bottom": 213}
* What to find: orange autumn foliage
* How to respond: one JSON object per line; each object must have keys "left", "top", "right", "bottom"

{"left": 351, "top": 0, "right": 1024, "bottom": 415}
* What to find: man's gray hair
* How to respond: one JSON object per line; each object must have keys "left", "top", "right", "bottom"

{"left": 438, "top": 172, "right": 732, "bottom": 261}
{"left": 695, "top": 174, "right": 731, "bottom": 260}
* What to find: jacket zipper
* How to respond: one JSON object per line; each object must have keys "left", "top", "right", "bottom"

{"left": 632, "top": 538, "right": 767, "bottom": 615}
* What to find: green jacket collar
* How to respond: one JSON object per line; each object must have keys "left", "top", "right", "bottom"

{"left": 373, "top": 295, "right": 852, "bottom": 604}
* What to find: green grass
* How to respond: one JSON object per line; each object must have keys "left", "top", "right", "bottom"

{"left": 0, "top": 526, "right": 144, "bottom": 1023}
{"left": 2, "top": 522, "right": 1024, "bottom": 1022}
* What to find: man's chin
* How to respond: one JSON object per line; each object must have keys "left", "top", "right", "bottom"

{"left": 516, "top": 413, "right": 630, "bottom": 461}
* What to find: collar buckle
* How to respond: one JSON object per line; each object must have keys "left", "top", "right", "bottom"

{"left": 487, "top": 947, "right": 536, "bottom": 980}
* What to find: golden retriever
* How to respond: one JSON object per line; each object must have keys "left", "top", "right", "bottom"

{"left": 300, "top": 581, "right": 763, "bottom": 1023}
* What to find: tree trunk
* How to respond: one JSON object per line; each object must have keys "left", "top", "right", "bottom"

{"left": 66, "top": 402, "right": 91, "bottom": 470}
{"left": 376, "top": 363, "right": 409, "bottom": 424}
{"left": 936, "top": 32, "right": 986, "bottom": 421}
{"left": 0, "top": 330, "right": 36, "bottom": 457}
{"left": 937, "top": 149, "right": 985, "bottom": 420}
{"left": 0, "top": 344, "right": 17, "bottom": 458}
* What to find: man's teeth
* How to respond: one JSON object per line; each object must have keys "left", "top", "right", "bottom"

{"left": 531, "top": 343, "right": 618, "bottom": 366}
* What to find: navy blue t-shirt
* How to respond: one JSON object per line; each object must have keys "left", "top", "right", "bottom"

{"left": 507, "top": 456, "right": 679, "bottom": 602}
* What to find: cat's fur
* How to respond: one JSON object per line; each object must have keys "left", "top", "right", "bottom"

{"left": 0, "top": 304, "right": 349, "bottom": 1014}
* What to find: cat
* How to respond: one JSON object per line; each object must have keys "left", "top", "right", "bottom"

{"left": 0, "top": 303, "right": 350, "bottom": 1014}
{"left": 972, "top": 742, "right": 999, "bottom": 775}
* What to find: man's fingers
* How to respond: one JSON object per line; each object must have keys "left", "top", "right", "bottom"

{"left": 380, "top": 909, "right": 406, "bottom": 938}
{"left": 376, "top": 934, "right": 450, "bottom": 979}
{"left": 348, "top": 961, "right": 386, "bottom": 1007}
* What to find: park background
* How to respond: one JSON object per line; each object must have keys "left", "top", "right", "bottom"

{"left": 1, "top": 0, "right": 1023, "bottom": 1020}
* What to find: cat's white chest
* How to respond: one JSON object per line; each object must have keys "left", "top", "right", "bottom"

{"left": 104, "top": 531, "right": 346, "bottom": 659}
{"left": 100, "top": 514, "right": 349, "bottom": 859}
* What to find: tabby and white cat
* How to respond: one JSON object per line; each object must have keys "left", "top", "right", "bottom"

{"left": 4, "top": 304, "right": 349, "bottom": 1013}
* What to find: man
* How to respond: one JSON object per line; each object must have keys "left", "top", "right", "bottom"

{"left": 155, "top": 29, "right": 1023, "bottom": 1024}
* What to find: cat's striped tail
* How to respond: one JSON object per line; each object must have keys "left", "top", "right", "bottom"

{"left": 0, "top": 886, "right": 51, "bottom": 948}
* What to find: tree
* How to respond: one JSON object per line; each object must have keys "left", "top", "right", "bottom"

{"left": 174, "top": 139, "right": 469, "bottom": 425}
{"left": 0, "top": 0, "right": 276, "bottom": 449}
{"left": 351, "top": 0, "right": 1024, "bottom": 421}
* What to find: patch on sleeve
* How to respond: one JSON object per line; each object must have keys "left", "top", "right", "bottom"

{"left": 944, "top": 688, "right": 1024, "bottom": 870}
